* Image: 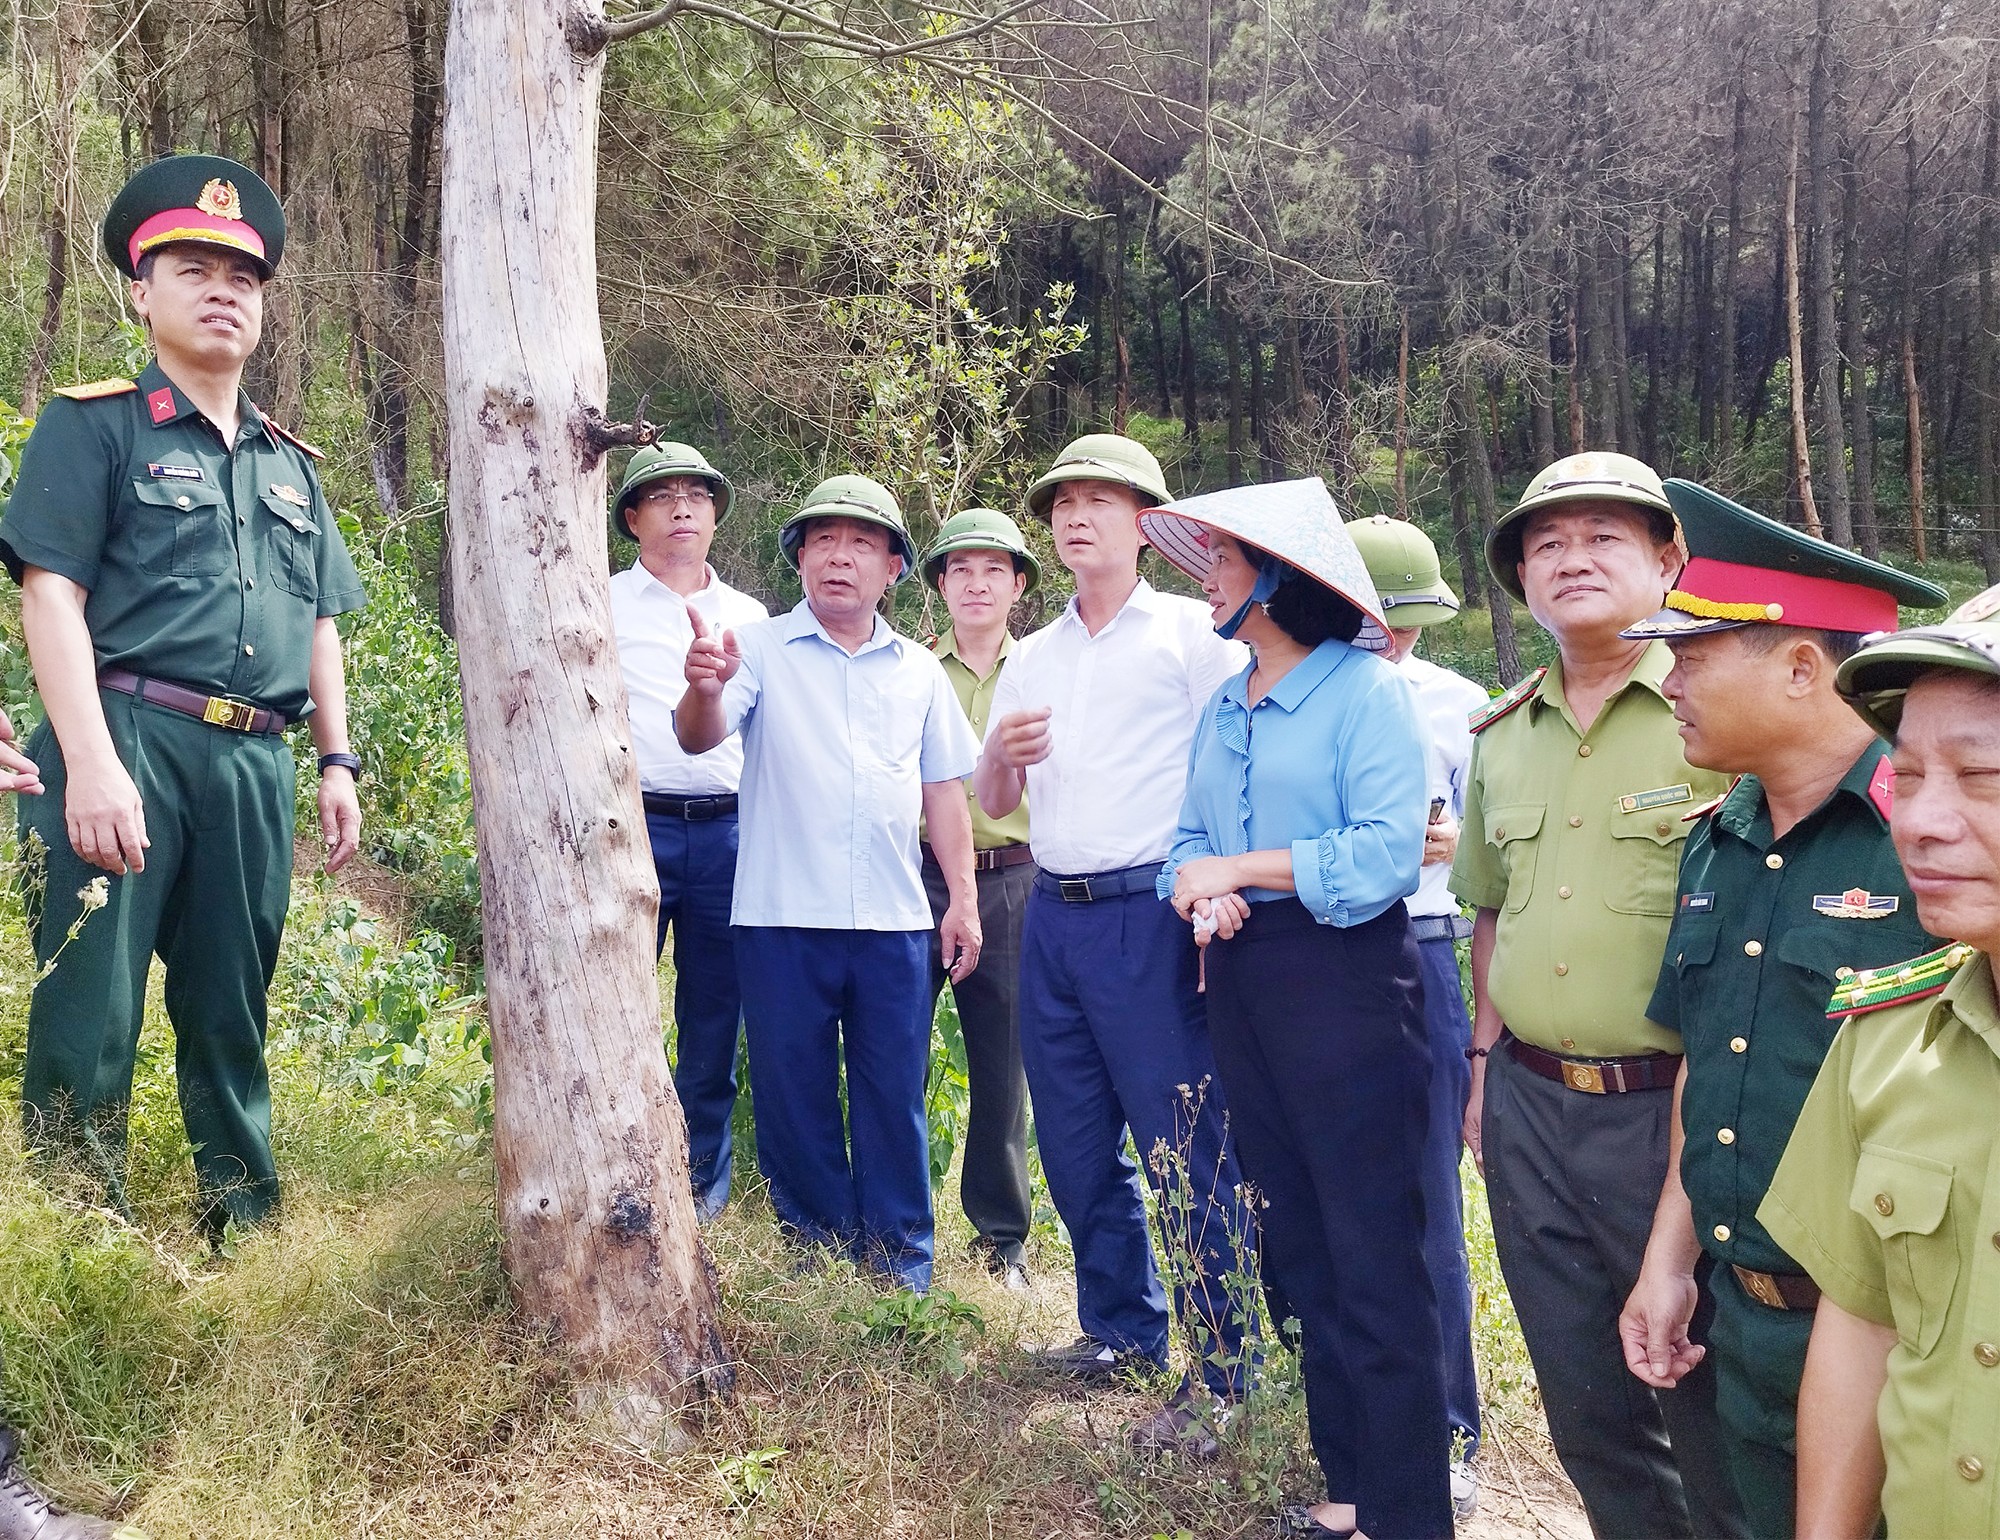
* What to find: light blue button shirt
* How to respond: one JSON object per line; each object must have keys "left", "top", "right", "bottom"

{"left": 703, "top": 599, "right": 980, "bottom": 930}
{"left": 1161, "top": 638, "right": 1428, "bottom": 927}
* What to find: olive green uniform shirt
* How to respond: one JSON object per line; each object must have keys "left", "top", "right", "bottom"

{"left": 927, "top": 629, "right": 1029, "bottom": 850}
{"left": 1760, "top": 949, "right": 2000, "bottom": 1539}
{"left": 1449, "top": 643, "right": 1730, "bottom": 1056}
{"left": 0, "top": 360, "right": 366, "bottom": 720}
{"left": 1651, "top": 743, "right": 1937, "bottom": 1272}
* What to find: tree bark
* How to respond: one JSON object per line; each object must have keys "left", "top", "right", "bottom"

{"left": 440, "top": 0, "right": 728, "bottom": 1410}
{"left": 1176, "top": 275, "right": 1199, "bottom": 444}
{"left": 1109, "top": 203, "right": 1130, "bottom": 434}
{"left": 22, "top": 0, "right": 89, "bottom": 416}
{"left": 1785, "top": 117, "right": 1823, "bottom": 537}
{"left": 1454, "top": 376, "right": 1520, "bottom": 683}
{"left": 1646, "top": 219, "right": 1665, "bottom": 467}
{"left": 1902, "top": 99, "right": 1926, "bottom": 562}
{"left": 1224, "top": 304, "right": 1245, "bottom": 481}
{"left": 1841, "top": 145, "right": 1878, "bottom": 557}
{"left": 1979, "top": 69, "right": 2000, "bottom": 579}
{"left": 1565, "top": 304, "right": 1585, "bottom": 452}
{"left": 1394, "top": 306, "right": 1410, "bottom": 516}
{"left": 1806, "top": 0, "right": 1852, "bottom": 544}
{"left": 1719, "top": 66, "right": 1748, "bottom": 459}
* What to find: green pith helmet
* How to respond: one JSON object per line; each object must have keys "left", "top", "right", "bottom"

{"left": 1025, "top": 433, "right": 1171, "bottom": 521}
{"left": 778, "top": 473, "right": 918, "bottom": 580}
{"left": 611, "top": 442, "right": 734, "bottom": 541}
{"left": 1836, "top": 583, "right": 2000, "bottom": 738}
{"left": 1350, "top": 515, "right": 1460, "bottom": 628}
{"left": 1485, "top": 451, "right": 1679, "bottom": 603}
{"left": 922, "top": 508, "right": 1042, "bottom": 594}
{"left": 103, "top": 154, "right": 286, "bottom": 279}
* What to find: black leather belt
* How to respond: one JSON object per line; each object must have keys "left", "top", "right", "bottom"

{"left": 1732, "top": 1265, "right": 1822, "bottom": 1312}
{"left": 641, "top": 792, "right": 737, "bottom": 820}
{"left": 1034, "top": 864, "right": 1161, "bottom": 903}
{"left": 924, "top": 842, "right": 1035, "bottom": 873}
{"left": 1410, "top": 913, "right": 1473, "bottom": 942}
{"left": 1505, "top": 1034, "right": 1682, "bottom": 1095}
{"left": 98, "top": 669, "right": 287, "bottom": 735}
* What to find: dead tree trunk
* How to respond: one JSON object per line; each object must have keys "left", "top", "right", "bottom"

{"left": 1454, "top": 374, "right": 1521, "bottom": 683}
{"left": 22, "top": 0, "right": 90, "bottom": 416}
{"left": 1979, "top": 70, "right": 2000, "bottom": 580}
{"left": 1902, "top": 100, "right": 1926, "bottom": 561}
{"left": 1806, "top": 0, "right": 1852, "bottom": 544}
{"left": 1785, "top": 116, "right": 1823, "bottom": 537}
{"left": 1841, "top": 145, "right": 1878, "bottom": 557}
{"left": 440, "top": 0, "right": 729, "bottom": 1412}
{"left": 1718, "top": 64, "right": 1748, "bottom": 459}
{"left": 1224, "top": 304, "right": 1246, "bottom": 481}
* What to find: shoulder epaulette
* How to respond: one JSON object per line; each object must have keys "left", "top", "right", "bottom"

{"left": 922, "top": 634, "right": 941, "bottom": 651}
{"left": 1826, "top": 942, "right": 1977, "bottom": 1020}
{"left": 1682, "top": 775, "right": 1742, "bottom": 823}
{"left": 266, "top": 417, "right": 324, "bottom": 460}
{"left": 1468, "top": 667, "right": 1548, "bottom": 736}
{"left": 52, "top": 378, "right": 137, "bottom": 401}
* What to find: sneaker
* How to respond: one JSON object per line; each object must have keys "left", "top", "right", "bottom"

{"left": 1028, "top": 1334, "right": 1158, "bottom": 1380}
{"left": 0, "top": 1424, "right": 144, "bottom": 1540}
{"left": 1126, "top": 1385, "right": 1231, "bottom": 1462}
{"left": 1450, "top": 1457, "right": 1478, "bottom": 1519}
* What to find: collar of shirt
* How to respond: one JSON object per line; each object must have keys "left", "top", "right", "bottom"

{"left": 137, "top": 359, "right": 276, "bottom": 450}
{"left": 778, "top": 596, "right": 903, "bottom": 658}
{"left": 1219, "top": 635, "right": 1350, "bottom": 719}
{"left": 1531, "top": 639, "right": 1673, "bottom": 729}
{"left": 932, "top": 626, "right": 1014, "bottom": 682}
{"left": 1715, "top": 740, "right": 1892, "bottom": 849}
{"left": 626, "top": 557, "right": 721, "bottom": 601}
{"left": 1922, "top": 950, "right": 2000, "bottom": 1052}
{"left": 1053, "top": 575, "right": 1167, "bottom": 638}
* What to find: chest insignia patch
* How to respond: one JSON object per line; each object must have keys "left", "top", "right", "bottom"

{"left": 1680, "top": 891, "right": 1716, "bottom": 913}
{"left": 270, "top": 484, "right": 311, "bottom": 507}
{"left": 1620, "top": 783, "right": 1693, "bottom": 814}
{"left": 1812, "top": 888, "right": 1900, "bottom": 920}
{"left": 146, "top": 387, "right": 177, "bottom": 425}
{"left": 147, "top": 462, "right": 205, "bottom": 482}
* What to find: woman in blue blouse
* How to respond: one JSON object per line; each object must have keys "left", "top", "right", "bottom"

{"left": 1142, "top": 480, "right": 1450, "bottom": 1540}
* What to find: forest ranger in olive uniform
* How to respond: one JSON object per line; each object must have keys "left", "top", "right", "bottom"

{"left": 1615, "top": 482, "right": 1947, "bottom": 1540}
{"left": 1759, "top": 583, "right": 2000, "bottom": 1540}
{"left": 1449, "top": 452, "right": 1744, "bottom": 1540}
{"left": 2, "top": 156, "right": 366, "bottom": 1238}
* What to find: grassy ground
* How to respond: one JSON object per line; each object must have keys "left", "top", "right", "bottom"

{"left": 0, "top": 853, "right": 1584, "bottom": 1539}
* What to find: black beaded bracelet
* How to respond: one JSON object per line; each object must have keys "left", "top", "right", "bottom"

{"left": 1463, "top": 1045, "right": 1492, "bottom": 1061}
{"left": 317, "top": 752, "right": 362, "bottom": 779}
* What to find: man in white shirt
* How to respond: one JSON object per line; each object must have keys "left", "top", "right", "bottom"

{"left": 678, "top": 473, "right": 980, "bottom": 1292}
{"left": 608, "top": 443, "right": 768, "bottom": 1221}
{"left": 974, "top": 434, "right": 1251, "bottom": 1450}
{"left": 1351, "top": 513, "right": 1491, "bottom": 1520}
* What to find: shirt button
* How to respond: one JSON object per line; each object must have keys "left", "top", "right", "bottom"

{"left": 1875, "top": 1193, "right": 1895, "bottom": 1217}
{"left": 1577, "top": 744, "right": 1593, "bottom": 758}
{"left": 1730, "top": 1036, "right": 1748, "bottom": 1054}
{"left": 237, "top": 514, "right": 247, "bottom": 525}
{"left": 1992, "top": 1232, "right": 2000, "bottom": 1252}
{"left": 1717, "top": 1127, "right": 1736, "bottom": 1145}
{"left": 1744, "top": 940, "right": 1764, "bottom": 957}
{"left": 1960, "top": 1456, "right": 1985, "bottom": 1482}
{"left": 1555, "top": 962, "right": 1569, "bottom": 976}
{"left": 1568, "top": 815, "right": 1583, "bottom": 828}
{"left": 244, "top": 578, "right": 254, "bottom": 589}
{"left": 177, "top": 495, "right": 191, "bottom": 508}
{"left": 1714, "top": 1224, "right": 1731, "bottom": 1242}
{"left": 1766, "top": 853, "right": 1785, "bottom": 869}
{"left": 243, "top": 644, "right": 255, "bottom": 657}
{"left": 1656, "top": 821, "right": 1672, "bottom": 835}
{"left": 1494, "top": 827, "right": 1506, "bottom": 840}
{"left": 1560, "top": 1037, "right": 1576, "bottom": 1049}
{"left": 1977, "top": 1342, "right": 2000, "bottom": 1368}
{"left": 1558, "top": 885, "right": 1573, "bottom": 899}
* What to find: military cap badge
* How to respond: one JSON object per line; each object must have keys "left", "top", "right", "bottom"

{"left": 196, "top": 178, "right": 243, "bottom": 220}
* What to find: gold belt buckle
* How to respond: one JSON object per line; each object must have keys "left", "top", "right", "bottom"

{"left": 1736, "top": 1267, "right": 1786, "bottom": 1310}
{"left": 1564, "top": 1061, "right": 1607, "bottom": 1094}
{"left": 202, "top": 695, "right": 256, "bottom": 731}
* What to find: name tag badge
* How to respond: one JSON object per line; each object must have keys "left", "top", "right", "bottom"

{"left": 1619, "top": 783, "right": 1693, "bottom": 814}
{"left": 1680, "top": 891, "right": 1716, "bottom": 913}
{"left": 147, "top": 462, "right": 205, "bottom": 482}
{"left": 1813, "top": 888, "right": 1900, "bottom": 920}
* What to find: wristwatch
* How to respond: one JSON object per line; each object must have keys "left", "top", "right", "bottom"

{"left": 317, "top": 752, "right": 362, "bottom": 779}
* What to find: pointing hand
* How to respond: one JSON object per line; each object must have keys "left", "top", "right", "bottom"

{"left": 683, "top": 604, "right": 742, "bottom": 697}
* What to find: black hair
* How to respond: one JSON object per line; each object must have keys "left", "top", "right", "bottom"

{"left": 134, "top": 252, "right": 157, "bottom": 282}
{"left": 1732, "top": 625, "right": 1868, "bottom": 666}
{"left": 1263, "top": 574, "right": 1366, "bottom": 648}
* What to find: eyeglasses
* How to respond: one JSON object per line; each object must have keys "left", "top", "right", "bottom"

{"left": 636, "top": 485, "right": 715, "bottom": 508}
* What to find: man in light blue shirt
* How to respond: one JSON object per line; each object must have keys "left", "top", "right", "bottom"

{"left": 678, "top": 474, "right": 981, "bottom": 1291}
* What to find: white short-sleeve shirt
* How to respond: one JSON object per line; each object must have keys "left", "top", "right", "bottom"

{"left": 986, "top": 579, "right": 1247, "bottom": 875}
{"left": 608, "top": 559, "right": 768, "bottom": 795}
{"left": 1396, "top": 650, "right": 1488, "bottom": 919}
{"left": 706, "top": 599, "right": 980, "bottom": 930}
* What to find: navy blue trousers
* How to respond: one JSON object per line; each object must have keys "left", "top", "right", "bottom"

{"left": 1206, "top": 900, "right": 1451, "bottom": 1540}
{"left": 646, "top": 808, "right": 743, "bottom": 1219}
{"left": 1018, "top": 882, "right": 1250, "bottom": 1396}
{"left": 735, "top": 926, "right": 935, "bottom": 1291}
{"left": 1416, "top": 932, "right": 1482, "bottom": 1459}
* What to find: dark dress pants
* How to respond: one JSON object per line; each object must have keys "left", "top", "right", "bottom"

{"left": 1018, "top": 880, "right": 1251, "bottom": 1395}
{"left": 1416, "top": 932, "right": 1482, "bottom": 1461}
{"left": 1206, "top": 899, "right": 1452, "bottom": 1540}
{"left": 1710, "top": 1259, "right": 1814, "bottom": 1540}
{"left": 646, "top": 806, "right": 743, "bottom": 1219}
{"left": 1482, "top": 1045, "right": 1748, "bottom": 1540}
{"left": 923, "top": 854, "right": 1033, "bottom": 1268}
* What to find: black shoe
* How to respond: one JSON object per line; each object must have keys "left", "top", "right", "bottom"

{"left": 1028, "top": 1334, "right": 1159, "bottom": 1381}
{"left": 998, "top": 1261, "right": 1032, "bottom": 1295}
{"left": 0, "top": 1425, "right": 143, "bottom": 1540}
{"left": 1126, "top": 1385, "right": 1232, "bottom": 1462}
{"left": 1274, "top": 1503, "right": 1353, "bottom": 1539}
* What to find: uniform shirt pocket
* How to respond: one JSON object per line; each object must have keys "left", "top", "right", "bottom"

{"left": 1851, "top": 1144, "right": 1958, "bottom": 1357}
{"left": 259, "top": 489, "right": 320, "bottom": 599}
{"left": 1606, "top": 806, "right": 1688, "bottom": 917}
{"left": 129, "top": 478, "right": 231, "bottom": 578}
{"left": 1487, "top": 802, "right": 1545, "bottom": 914}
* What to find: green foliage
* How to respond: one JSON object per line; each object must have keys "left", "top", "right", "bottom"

{"left": 925, "top": 990, "right": 971, "bottom": 1187}
{"left": 715, "top": 1443, "right": 789, "bottom": 1509}
{"left": 837, "top": 1285, "right": 985, "bottom": 1379}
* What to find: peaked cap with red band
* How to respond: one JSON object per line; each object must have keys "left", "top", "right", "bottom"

{"left": 102, "top": 154, "right": 285, "bottom": 280}
{"left": 1622, "top": 479, "right": 1947, "bottom": 641}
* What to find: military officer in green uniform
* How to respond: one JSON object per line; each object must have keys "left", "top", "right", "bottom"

{"left": 1614, "top": 482, "right": 1947, "bottom": 1539}
{"left": 2, "top": 155, "right": 366, "bottom": 1237}
{"left": 918, "top": 509, "right": 1040, "bottom": 1290}
{"left": 1759, "top": 582, "right": 2000, "bottom": 1539}
{"left": 1451, "top": 452, "right": 1744, "bottom": 1539}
